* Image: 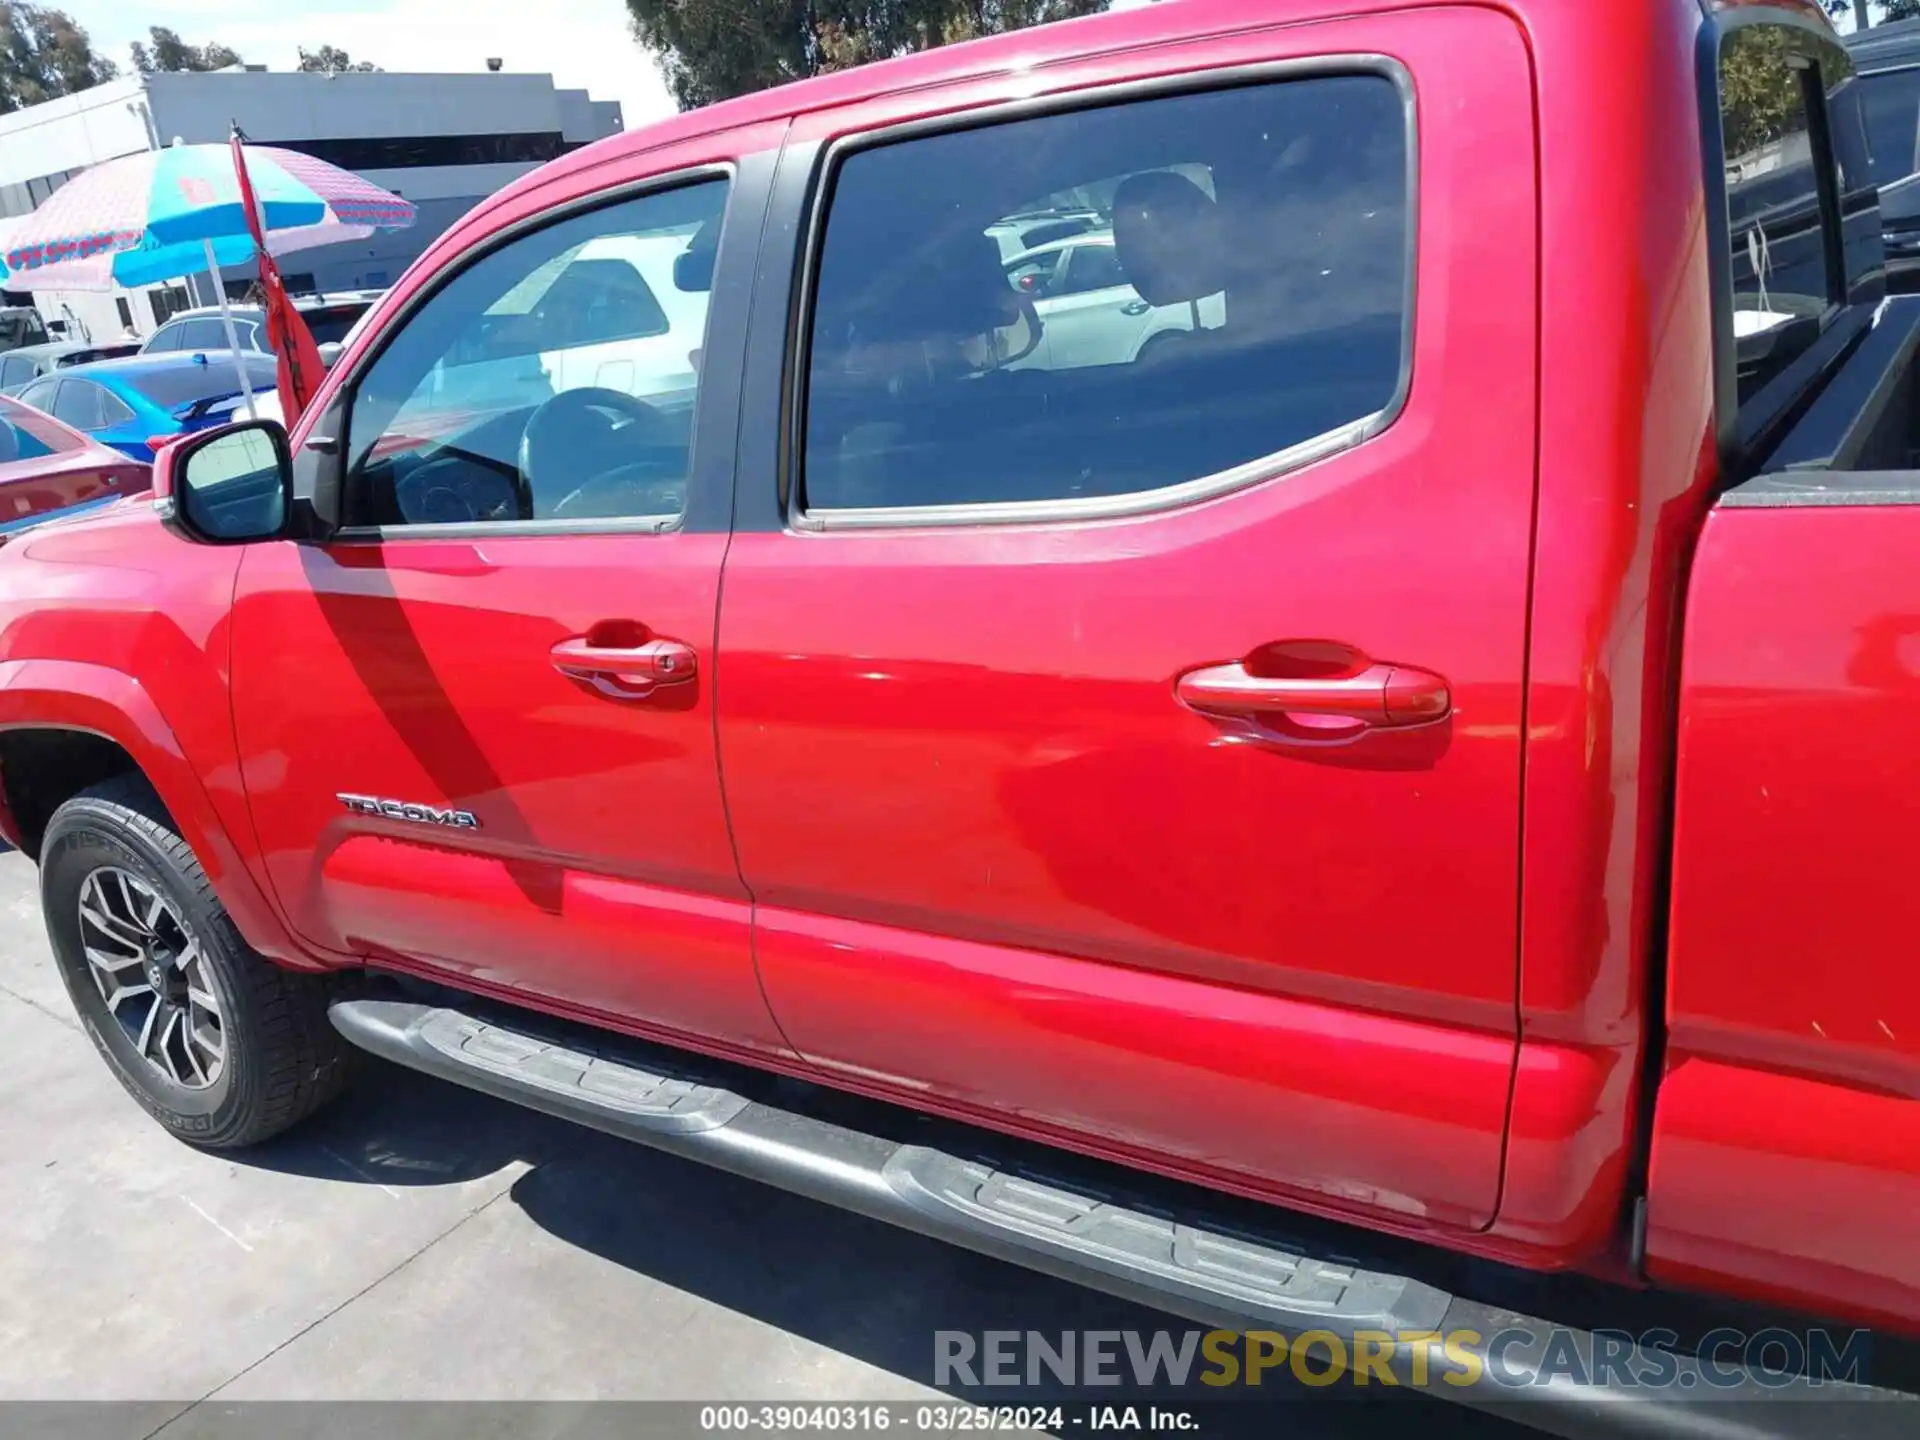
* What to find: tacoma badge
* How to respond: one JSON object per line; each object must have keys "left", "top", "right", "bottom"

{"left": 337, "top": 794, "right": 480, "bottom": 829}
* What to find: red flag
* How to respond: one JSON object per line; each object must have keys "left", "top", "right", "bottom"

{"left": 231, "top": 129, "right": 325, "bottom": 425}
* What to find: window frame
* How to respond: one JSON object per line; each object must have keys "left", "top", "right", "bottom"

{"left": 1701, "top": 6, "right": 1879, "bottom": 476}
{"left": 783, "top": 55, "right": 1420, "bottom": 532}
{"left": 324, "top": 163, "right": 737, "bottom": 542}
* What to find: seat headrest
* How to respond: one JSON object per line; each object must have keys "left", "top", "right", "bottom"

{"left": 1112, "top": 171, "right": 1226, "bottom": 307}
{"left": 863, "top": 232, "right": 1023, "bottom": 344}
{"left": 674, "top": 220, "right": 718, "bottom": 293}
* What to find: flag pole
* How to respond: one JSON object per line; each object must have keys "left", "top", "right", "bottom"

{"left": 203, "top": 237, "right": 258, "bottom": 421}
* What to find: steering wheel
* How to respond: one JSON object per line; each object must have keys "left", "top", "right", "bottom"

{"left": 394, "top": 454, "right": 527, "bottom": 525}
{"left": 518, "top": 387, "right": 677, "bottom": 520}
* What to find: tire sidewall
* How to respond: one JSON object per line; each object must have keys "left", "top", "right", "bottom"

{"left": 42, "top": 802, "right": 247, "bottom": 1137}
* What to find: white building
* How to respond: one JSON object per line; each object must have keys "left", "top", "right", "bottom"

{"left": 0, "top": 67, "right": 623, "bottom": 343}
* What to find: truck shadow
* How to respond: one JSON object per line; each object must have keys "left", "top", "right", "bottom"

{"left": 235, "top": 1059, "right": 1522, "bottom": 1436}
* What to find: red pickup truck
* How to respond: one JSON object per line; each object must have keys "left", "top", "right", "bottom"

{"left": 1, "top": 0, "right": 1915, "bottom": 1428}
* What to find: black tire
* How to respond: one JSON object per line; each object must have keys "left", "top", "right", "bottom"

{"left": 40, "top": 774, "right": 350, "bottom": 1148}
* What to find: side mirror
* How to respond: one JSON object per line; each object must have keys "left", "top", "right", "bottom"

{"left": 317, "top": 341, "right": 343, "bottom": 369}
{"left": 155, "top": 421, "right": 292, "bottom": 544}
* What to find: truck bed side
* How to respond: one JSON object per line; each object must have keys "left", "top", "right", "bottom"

{"left": 1652, "top": 297, "right": 1920, "bottom": 1329}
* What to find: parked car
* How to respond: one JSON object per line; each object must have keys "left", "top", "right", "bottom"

{"left": 0, "top": 305, "right": 50, "bottom": 354}
{"left": 0, "top": 340, "right": 143, "bottom": 395}
{"left": 1003, "top": 229, "right": 1226, "bottom": 370}
{"left": 984, "top": 205, "right": 1106, "bottom": 262}
{"left": 139, "top": 292, "right": 383, "bottom": 357}
{"left": 0, "top": 393, "right": 147, "bottom": 544}
{"left": 12, "top": 352, "right": 278, "bottom": 462}
{"left": 1847, "top": 16, "right": 1920, "bottom": 285}
{"left": 3, "top": 2, "right": 1919, "bottom": 1430}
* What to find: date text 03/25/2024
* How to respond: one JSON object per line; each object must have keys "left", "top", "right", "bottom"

{"left": 698, "top": 1406, "right": 1193, "bottom": 1432}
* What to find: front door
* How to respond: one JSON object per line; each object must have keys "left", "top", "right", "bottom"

{"left": 719, "top": 8, "right": 1539, "bottom": 1229}
{"left": 231, "top": 153, "right": 789, "bottom": 1058}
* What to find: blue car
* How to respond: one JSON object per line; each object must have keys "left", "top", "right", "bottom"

{"left": 11, "top": 351, "right": 279, "bottom": 463}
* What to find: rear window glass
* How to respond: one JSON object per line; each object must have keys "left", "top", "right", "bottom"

{"left": 1718, "top": 24, "right": 1835, "bottom": 401}
{"left": 121, "top": 358, "right": 277, "bottom": 410}
{"left": 802, "top": 74, "right": 1410, "bottom": 513}
{"left": 301, "top": 305, "right": 372, "bottom": 346}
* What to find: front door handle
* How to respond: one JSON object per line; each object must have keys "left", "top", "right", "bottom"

{"left": 551, "top": 636, "right": 697, "bottom": 698}
{"left": 1176, "top": 657, "right": 1450, "bottom": 729}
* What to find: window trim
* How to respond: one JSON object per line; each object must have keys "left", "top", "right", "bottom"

{"left": 783, "top": 55, "right": 1419, "bottom": 532}
{"left": 322, "top": 162, "right": 736, "bottom": 544}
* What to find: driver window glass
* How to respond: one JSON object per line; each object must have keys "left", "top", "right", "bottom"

{"left": 344, "top": 178, "right": 727, "bottom": 529}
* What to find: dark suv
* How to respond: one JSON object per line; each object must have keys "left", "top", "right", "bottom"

{"left": 1848, "top": 16, "right": 1920, "bottom": 284}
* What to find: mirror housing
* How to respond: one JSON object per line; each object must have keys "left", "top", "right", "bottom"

{"left": 155, "top": 420, "right": 293, "bottom": 545}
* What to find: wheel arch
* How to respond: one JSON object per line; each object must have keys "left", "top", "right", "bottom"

{"left": 0, "top": 659, "right": 333, "bottom": 971}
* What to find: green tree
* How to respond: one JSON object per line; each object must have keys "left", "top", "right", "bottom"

{"left": 0, "top": 2, "right": 115, "bottom": 114}
{"left": 129, "top": 26, "right": 241, "bottom": 74}
{"left": 626, "top": 0, "right": 1106, "bottom": 111}
{"left": 1720, "top": 26, "right": 1803, "bottom": 160}
{"left": 296, "top": 44, "right": 380, "bottom": 75}
{"left": 1826, "top": 1, "right": 1920, "bottom": 27}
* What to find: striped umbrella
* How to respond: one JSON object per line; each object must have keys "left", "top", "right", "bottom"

{"left": 1, "top": 141, "right": 414, "bottom": 289}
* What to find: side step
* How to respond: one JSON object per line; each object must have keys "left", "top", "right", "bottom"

{"left": 331, "top": 997, "right": 1914, "bottom": 1439}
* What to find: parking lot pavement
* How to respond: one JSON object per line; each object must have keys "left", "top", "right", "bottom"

{"left": 0, "top": 849, "right": 1533, "bottom": 1439}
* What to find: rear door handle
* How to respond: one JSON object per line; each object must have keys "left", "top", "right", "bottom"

{"left": 551, "top": 636, "right": 697, "bottom": 698}
{"left": 1176, "top": 659, "right": 1449, "bottom": 728}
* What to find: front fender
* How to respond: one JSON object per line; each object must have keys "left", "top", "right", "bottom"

{"left": 0, "top": 658, "right": 337, "bottom": 971}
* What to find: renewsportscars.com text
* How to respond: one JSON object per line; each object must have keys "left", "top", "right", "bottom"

{"left": 934, "top": 1327, "right": 1872, "bottom": 1392}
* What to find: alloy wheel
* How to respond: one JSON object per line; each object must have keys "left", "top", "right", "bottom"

{"left": 77, "top": 866, "right": 225, "bottom": 1089}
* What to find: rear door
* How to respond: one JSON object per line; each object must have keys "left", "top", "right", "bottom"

{"left": 719, "top": 7, "right": 1539, "bottom": 1229}
{"left": 230, "top": 128, "right": 791, "bottom": 1056}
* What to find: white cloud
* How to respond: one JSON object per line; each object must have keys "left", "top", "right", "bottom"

{"left": 66, "top": 0, "right": 677, "bottom": 127}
